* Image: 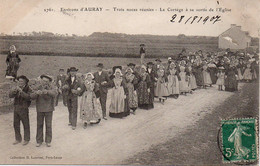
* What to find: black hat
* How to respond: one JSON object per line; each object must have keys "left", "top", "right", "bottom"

{"left": 69, "top": 67, "right": 78, "bottom": 72}
{"left": 140, "top": 44, "right": 145, "bottom": 46}
{"left": 97, "top": 63, "right": 104, "bottom": 68}
{"left": 155, "top": 58, "right": 161, "bottom": 62}
{"left": 127, "top": 63, "right": 136, "bottom": 67}
{"left": 59, "top": 68, "right": 65, "bottom": 72}
{"left": 17, "top": 75, "right": 29, "bottom": 83}
{"left": 147, "top": 62, "right": 154, "bottom": 66}
{"left": 40, "top": 74, "right": 53, "bottom": 82}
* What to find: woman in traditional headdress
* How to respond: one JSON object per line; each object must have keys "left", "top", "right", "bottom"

{"left": 208, "top": 59, "right": 218, "bottom": 84}
{"left": 146, "top": 62, "right": 156, "bottom": 101}
{"left": 167, "top": 61, "right": 180, "bottom": 98}
{"left": 109, "top": 67, "right": 129, "bottom": 118}
{"left": 202, "top": 61, "right": 212, "bottom": 88}
{"left": 80, "top": 72, "right": 102, "bottom": 128}
{"left": 6, "top": 45, "right": 21, "bottom": 79}
{"left": 243, "top": 62, "right": 253, "bottom": 82}
{"left": 216, "top": 66, "right": 225, "bottom": 91}
{"left": 137, "top": 65, "right": 154, "bottom": 110}
{"left": 225, "top": 62, "right": 238, "bottom": 92}
{"left": 179, "top": 62, "right": 189, "bottom": 95}
{"left": 154, "top": 65, "right": 169, "bottom": 104}
{"left": 124, "top": 67, "right": 138, "bottom": 114}
{"left": 193, "top": 58, "right": 204, "bottom": 88}
{"left": 186, "top": 62, "right": 197, "bottom": 92}
{"left": 237, "top": 57, "right": 245, "bottom": 81}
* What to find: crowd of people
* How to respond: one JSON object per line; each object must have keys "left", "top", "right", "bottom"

{"left": 6, "top": 45, "right": 259, "bottom": 148}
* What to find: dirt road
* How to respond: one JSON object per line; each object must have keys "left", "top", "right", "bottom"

{"left": 0, "top": 84, "right": 241, "bottom": 165}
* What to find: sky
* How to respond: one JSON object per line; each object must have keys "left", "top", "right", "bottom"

{"left": 0, "top": 0, "right": 259, "bottom": 37}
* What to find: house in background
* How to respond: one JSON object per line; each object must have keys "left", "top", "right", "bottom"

{"left": 218, "top": 24, "right": 251, "bottom": 50}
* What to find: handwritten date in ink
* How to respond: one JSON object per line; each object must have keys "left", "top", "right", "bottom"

{"left": 170, "top": 14, "right": 221, "bottom": 24}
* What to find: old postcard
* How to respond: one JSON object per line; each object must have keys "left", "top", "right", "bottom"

{"left": 0, "top": 0, "right": 259, "bottom": 165}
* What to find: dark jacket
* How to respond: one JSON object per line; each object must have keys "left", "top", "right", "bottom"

{"left": 31, "top": 84, "right": 58, "bottom": 112}
{"left": 56, "top": 74, "right": 67, "bottom": 88}
{"left": 93, "top": 71, "right": 111, "bottom": 94}
{"left": 64, "top": 76, "right": 85, "bottom": 99}
{"left": 9, "top": 85, "right": 32, "bottom": 111}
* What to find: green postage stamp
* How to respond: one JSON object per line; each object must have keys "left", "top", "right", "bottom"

{"left": 221, "top": 118, "right": 258, "bottom": 163}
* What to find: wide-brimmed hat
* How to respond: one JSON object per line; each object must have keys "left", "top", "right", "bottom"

{"left": 96, "top": 63, "right": 104, "bottom": 68}
{"left": 140, "top": 44, "right": 145, "bottom": 46}
{"left": 40, "top": 74, "right": 53, "bottom": 82}
{"left": 147, "top": 62, "right": 154, "bottom": 66}
{"left": 155, "top": 58, "right": 161, "bottom": 62}
{"left": 127, "top": 63, "right": 136, "bottom": 67}
{"left": 69, "top": 67, "right": 78, "bottom": 72}
{"left": 59, "top": 68, "right": 65, "bottom": 72}
{"left": 17, "top": 75, "right": 29, "bottom": 83}
{"left": 218, "top": 66, "right": 225, "bottom": 70}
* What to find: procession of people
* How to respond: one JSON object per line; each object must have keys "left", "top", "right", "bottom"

{"left": 7, "top": 44, "right": 259, "bottom": 147}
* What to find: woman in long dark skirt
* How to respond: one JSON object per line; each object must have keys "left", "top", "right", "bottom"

{"left": 208, "top": 62, "right": 218, "bottom": 84}
{"left": 137, "top": 65, "right": 154, "bottom": 110}
{"left": 224, "top": 64, "right": 238, "bottom": 92}
{"left": 193, "top": 60, "right": 204, "bottom": 88}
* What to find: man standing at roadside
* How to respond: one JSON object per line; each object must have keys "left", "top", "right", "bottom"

{"left": 63, "top": 67, "right": 85, "bottom": 130}
{"left": 94, "top": 63, "right": 111, "bottom": 120}
{"left": 140, "top": 44, "right": 146, "bottom": 65}
{"left": 9, "top": 75, "right": 32, "bottom": 146}
{"left": 31, "top": 74, "right": 57, "bottom": 147}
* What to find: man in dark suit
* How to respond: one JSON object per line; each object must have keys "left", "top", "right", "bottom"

{"left": 63, "top": 67, "right": 85, "bottom": 130}
{"left": 9, "top": 75, "right": 32, "bottom": 146}
{"left": 30, "top": 74, "right": 58, "bottom": 147}
{"left": 153, "top": 58, "right": 162, "bottom": 74}
{"left": 55, "top": 69, "right": 67, "bottom": 106}
{"left": 93, "top": 63, "right": 111, "bottom": 120}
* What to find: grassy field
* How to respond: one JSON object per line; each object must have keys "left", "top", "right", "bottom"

{"left": 0, "top": 33, "right": 219, "bottom": 57}
{"left": 0, "top": 54, "right": 165, "bottom": 82}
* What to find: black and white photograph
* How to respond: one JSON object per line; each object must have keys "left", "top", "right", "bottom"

{"left": 0, "top": 0, "right": 259, "bottom": 165}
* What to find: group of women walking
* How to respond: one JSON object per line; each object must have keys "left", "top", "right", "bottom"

{"left": 73, "top": 50, "right": 259, "bottom": 129}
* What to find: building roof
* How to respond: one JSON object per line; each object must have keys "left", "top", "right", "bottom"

{"left": 219, "top": 24, "right": 251, "bottom": 38}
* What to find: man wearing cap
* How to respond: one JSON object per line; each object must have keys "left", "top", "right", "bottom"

{"left": 9, "top": 75, "right": 32, "bottom": 146}
{"left": 55, "top": 69, "right": 68, "bottom": 106}
{"left": 62, "top": 67, "right": 85, "bottom": 129}
{"left": 93, "top": 63, "right": 111, "bottom": 120}
{"left": 31, "top": 74, "right": 58, "bottom": 147}
{"left": 140, "top": 44, "right": 146, "bottom": 65}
